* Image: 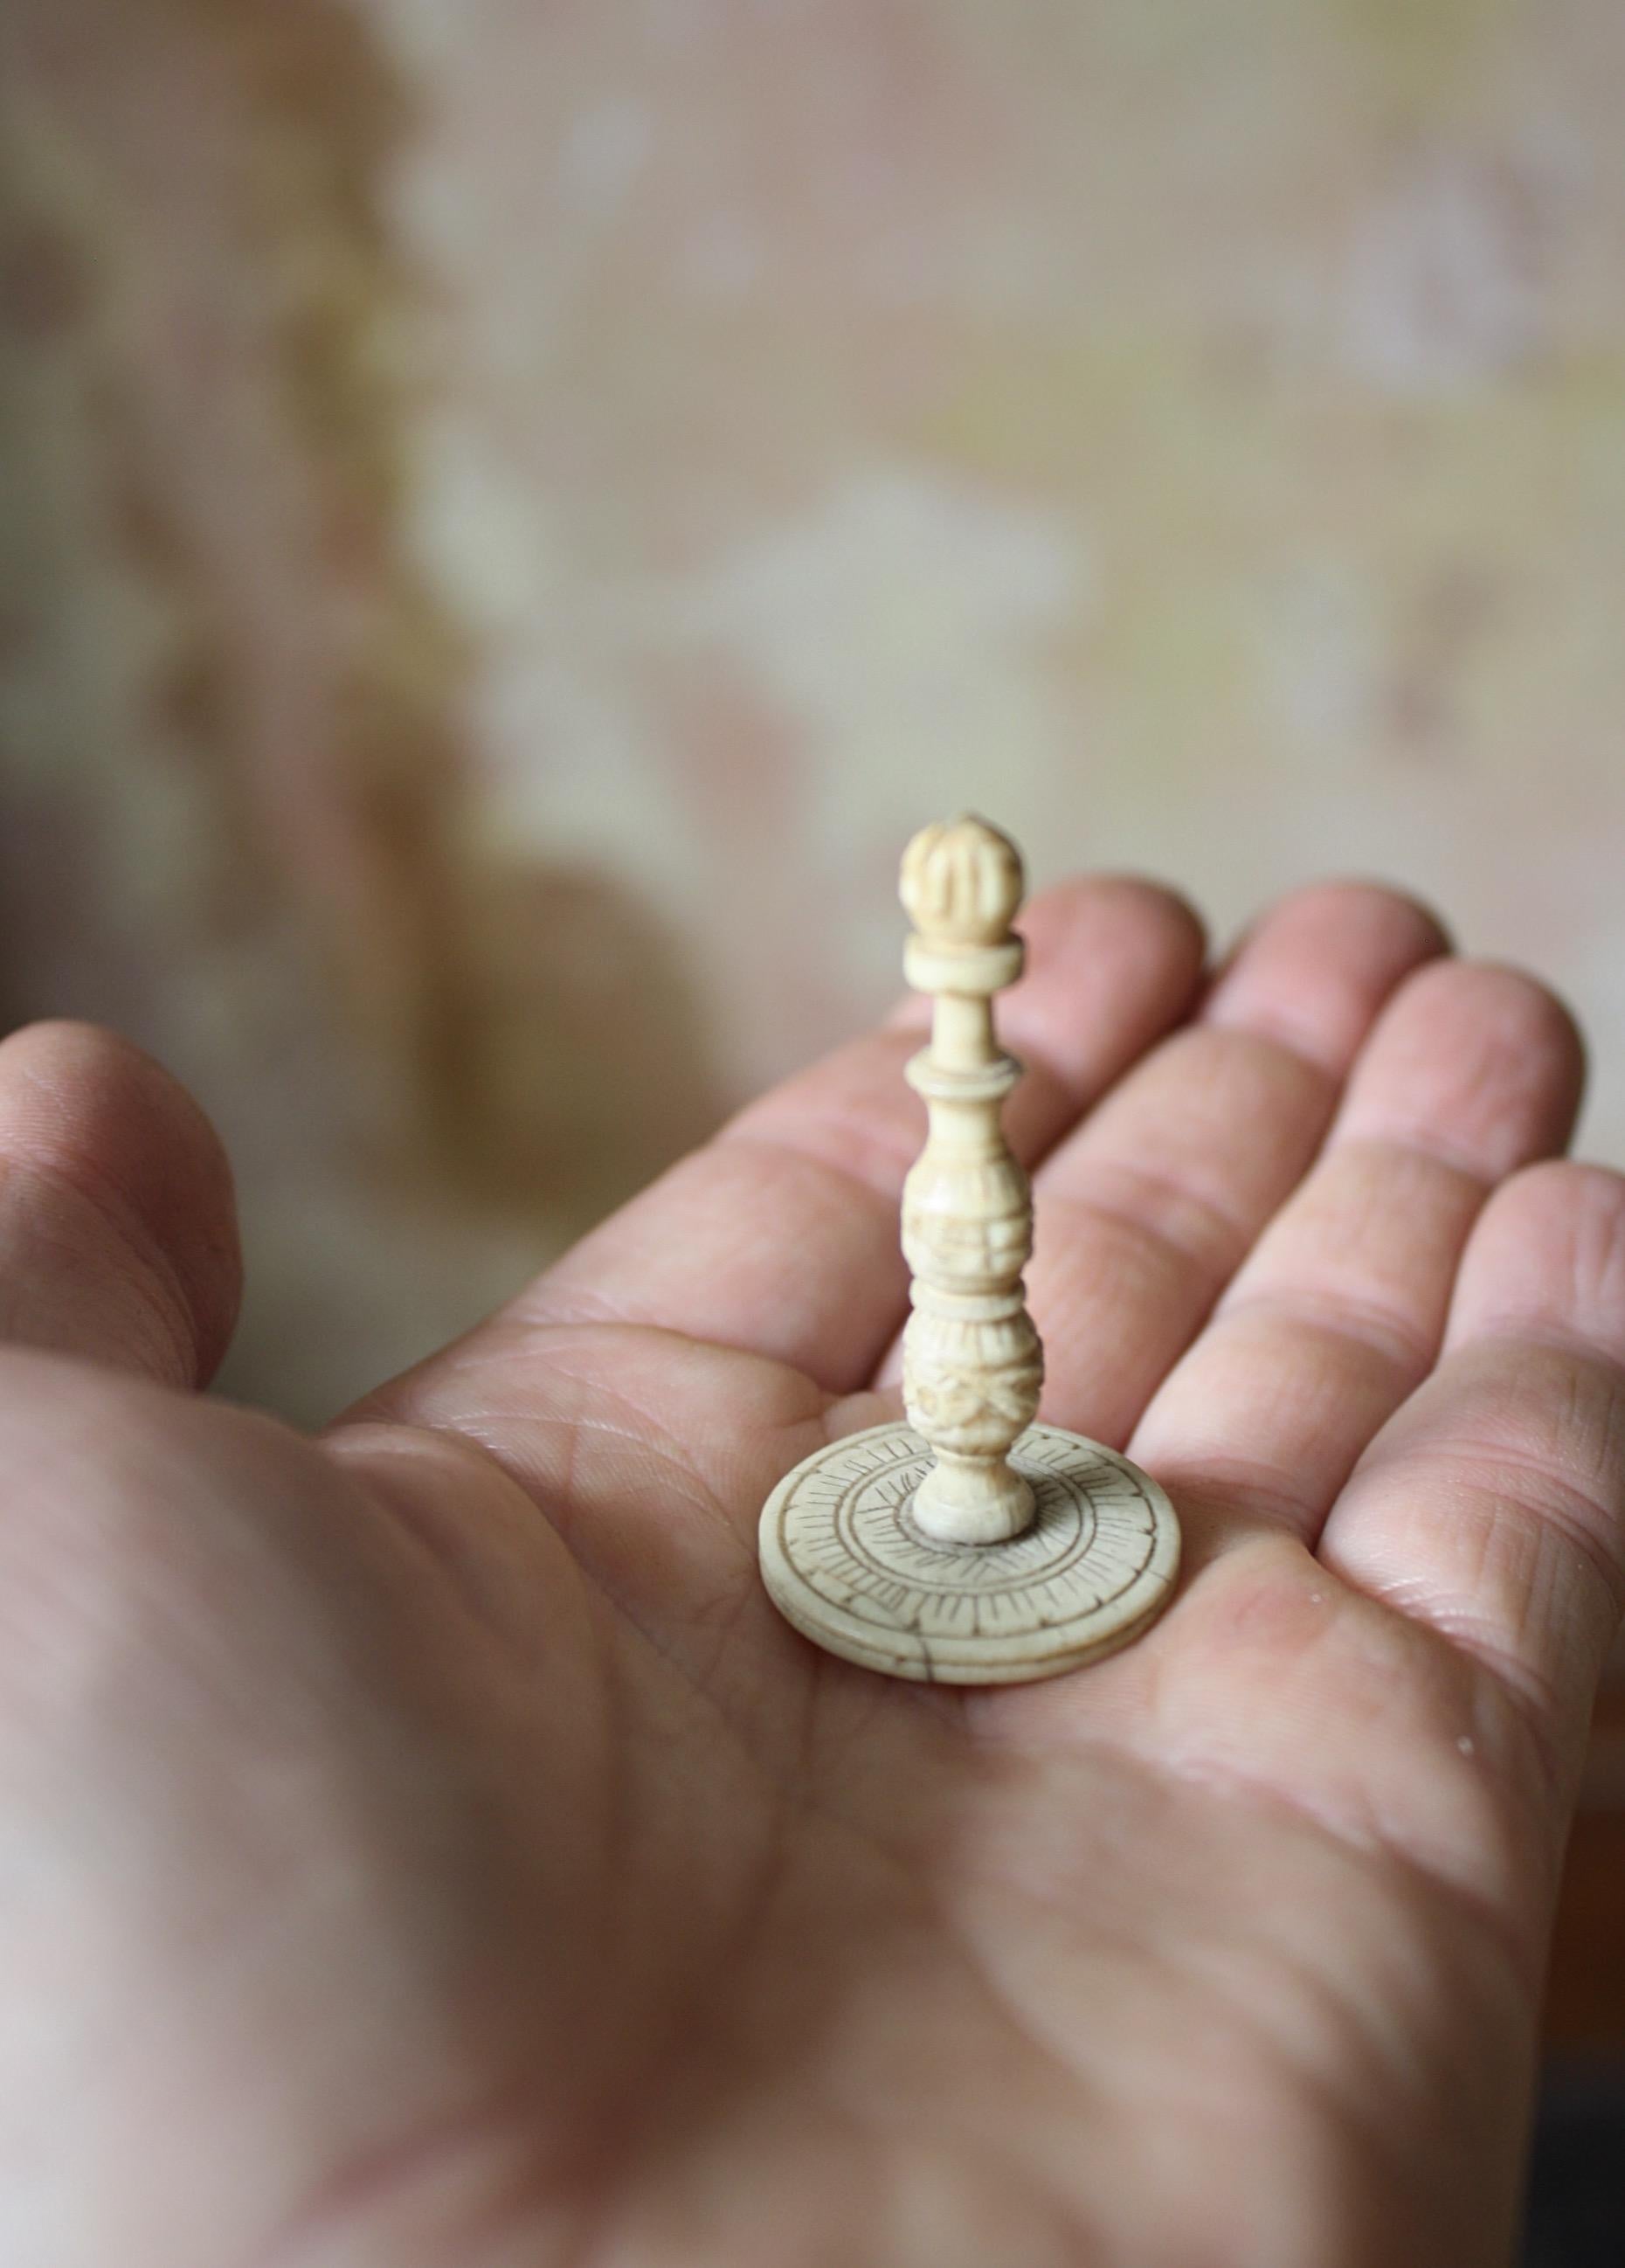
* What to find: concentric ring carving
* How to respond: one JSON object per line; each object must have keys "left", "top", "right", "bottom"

{"left": 759, "top": 1421, "right": 1180, "bottom": 1684}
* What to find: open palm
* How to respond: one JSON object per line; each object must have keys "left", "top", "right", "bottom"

{"left": 3, "top": 876, "right": 1622, "bottom": 2268}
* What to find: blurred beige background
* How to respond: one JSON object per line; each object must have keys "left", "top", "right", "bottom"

{"left": 3, "top": 0, "right": 1624, "bottom": 1424}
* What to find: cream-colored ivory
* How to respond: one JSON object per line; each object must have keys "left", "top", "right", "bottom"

{"left": 757, "top": 815, "right": 1181, "bottom": 1685}
{"left": 898, "top": 817, "right": 1043, "bottom": 1544}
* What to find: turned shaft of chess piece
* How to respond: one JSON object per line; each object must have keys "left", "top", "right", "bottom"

{"left": 899, "top": 817, "right": 1044, "bottom": 1545}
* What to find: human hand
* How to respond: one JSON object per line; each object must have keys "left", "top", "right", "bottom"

{"left": 1, "top": 878, "right": 1619, "bottom": 2268}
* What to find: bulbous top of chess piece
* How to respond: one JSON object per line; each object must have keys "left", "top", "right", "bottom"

{"left": 900, "top": 814, "right": 1025, "bottom": 947}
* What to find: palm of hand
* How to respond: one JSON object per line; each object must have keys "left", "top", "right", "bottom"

{"left": 3, "top": 879, "right": 1622, "bottom": 2268}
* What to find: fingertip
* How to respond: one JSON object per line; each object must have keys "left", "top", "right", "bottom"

{"left": 1023, "top": 872, "right": 1207, "bottom": 973}
{"left": 1448, "top": 1158, "right": 1625, "bottom": 1363}
{"left": 1205, "top": 881, "right": 1451, "bottom": 1073}
{"left": 1013, "top": 873, "right": 1208, "bottom": 1077}
{"left": 0, "top": 1021, "right": 243, "bottom": 1383}
{"left": 1398, "top": 958, "right": 1583, "bottom": 1074}
{"left": 1228, "top": 877, "right": 1452, "bottom": 964}
{"left": 883, "top": 872, "right": 1206, "bottom": 1037}
{"left": 1343, "top": 962, "right": 1587, "bottom": 1180}
{"left": 1469, "top": 962, "right": 1587, "bottom": 1111}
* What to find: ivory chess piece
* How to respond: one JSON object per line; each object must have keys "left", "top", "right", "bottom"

{"left": 758, "top": 815, "right": 1180, "bottom": 1684}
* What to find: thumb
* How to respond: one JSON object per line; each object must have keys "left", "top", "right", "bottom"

{"left": 0, "top": 1022, "right": 241, "bottom": 1387}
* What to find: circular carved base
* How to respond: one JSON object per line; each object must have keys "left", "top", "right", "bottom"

{"left": 758, "top": 1422, "right": 1180, "bottom": 1685}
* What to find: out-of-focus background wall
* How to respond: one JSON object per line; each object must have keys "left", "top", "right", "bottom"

{"left": 3, "top": 0, "right": 1625, "bottom": 2223}
{"left": 5, "top": 0, "right": 1625, "bottom": 1424}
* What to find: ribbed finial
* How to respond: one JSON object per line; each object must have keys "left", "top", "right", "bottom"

{"left": 899, "top": 813, "right": 1025, "bottom": 948}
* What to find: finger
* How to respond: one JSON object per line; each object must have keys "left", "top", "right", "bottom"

{"left": 0, "top": 1022, "right": 241, "bottom": 1386}
{"left": 983, "top": 883, "right": 1449, "bottom": 1443}
{"left": 460, "top": 877, "right": 1206, "bottom": 1397}
{"left": 1129, "top": 964, "right": 1584, "bottom": 1552}
{"left": 1318, "top": 1160, "right": 1625, "bottom": 1802}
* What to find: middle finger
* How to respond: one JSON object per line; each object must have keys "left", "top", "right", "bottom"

{"left": 989, "top": 882, "right": 1449, "bottom": 1442}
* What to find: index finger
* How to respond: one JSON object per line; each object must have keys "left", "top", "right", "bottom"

{"left": 396, "top": 877, "right": 1206, "bottom": 1401}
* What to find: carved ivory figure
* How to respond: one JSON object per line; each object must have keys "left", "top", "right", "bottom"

{"left": 758, "top": 815, "right": 1181, "bottom": 1685}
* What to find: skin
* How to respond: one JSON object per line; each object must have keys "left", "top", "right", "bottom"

{"left": 0, "top": 875, "right": 1622, "bottom": 2268}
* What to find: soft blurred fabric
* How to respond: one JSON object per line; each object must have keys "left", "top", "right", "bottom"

{"left": 3, "top": 0, "right": 1623, "bottom": 1416}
